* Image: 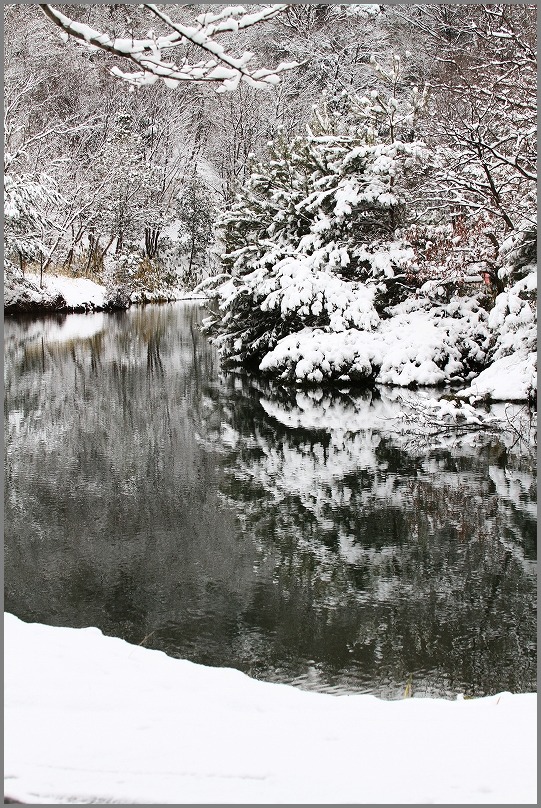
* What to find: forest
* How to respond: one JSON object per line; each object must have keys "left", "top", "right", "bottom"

{"left": 4, "top": 3, "right": 537, "bottom": 396}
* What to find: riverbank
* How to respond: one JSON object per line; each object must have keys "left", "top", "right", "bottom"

{"left": 4, "top": 614, "right": 536, "bottom": 805}
{"left": 5, "top": 269, "right": 536, "bottom": 403}
{"left": 3, "top": 268, "right": 206, "bottom": 315}
{"left": 255, "top": 280, "right": 536, "bottom": 403}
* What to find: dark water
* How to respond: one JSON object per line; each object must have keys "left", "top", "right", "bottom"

{"left": 4, "top": 303, "right": 537, "bottom": 698}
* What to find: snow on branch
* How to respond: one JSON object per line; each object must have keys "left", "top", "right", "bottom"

{"left": 391, "top": 395, "right": 536, "bottom": 457}
{"left": 39, "top": 4, "right": 298, "bottom": 91}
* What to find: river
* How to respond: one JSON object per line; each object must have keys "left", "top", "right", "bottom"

{"left": 4, "top": 302, "right": 537, "bottom": 698}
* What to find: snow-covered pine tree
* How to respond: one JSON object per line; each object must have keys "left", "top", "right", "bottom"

{"left": 201, "top": 57, "right": 427, "bottom": 369}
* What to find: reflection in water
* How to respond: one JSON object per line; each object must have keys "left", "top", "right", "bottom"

{"left": 4, "top": 304, "right": 537, "bottom": 698}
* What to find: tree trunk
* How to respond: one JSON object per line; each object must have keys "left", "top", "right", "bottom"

{"left": 92, "top": 236, "right": 101, "bottom": 273}
{"left": 86, "top": 234, "right": 95, "bottom": 271}
{"left": 99, "top": 235, "right": 115, "bottom": 263}
{"left": 187, "top": 236, "right": 197, "bottom": 279}
{"left": 145, "top": 227, "right": 160, "bottom": 259}
{"left": 64, "top": 248, "right": 74, "bottom": 271}
{"left": 64, "top": 226, "right": 84, "bottom": 272}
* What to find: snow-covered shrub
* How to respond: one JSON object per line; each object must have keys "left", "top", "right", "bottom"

{"left": 259, "top": 328, "right": 379, "bottom": 385}
{"left": 484, "top": 218, "right": 537, "bottom": 362}
{"left": 377, "top": 295, "right": 491, "bottom": 386}
{"left": 488, "top": 272, "right": 537, "bottom": 362}
{"left": 259, "top": 292, "right": 491, "bottom": 387}
{"left": 497, "top": 221, "right": 537, "bottom": 286}
{"left": 260, "top": 259, "right": 380, "bottom": 330}
{"left": 211, "top": 256, "right": 381, "bottom": 367}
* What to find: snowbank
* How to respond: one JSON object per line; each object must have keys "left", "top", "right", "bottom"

{"left": 4, "top": 268, "right": 206, "bottom": 314}
{"left": 454, "top": 271, "right": 538, "bottom": 401}
{"left": 4, "top": 268, "right": 68, "bottom": 313}
{"left": 5, "top": 614, "right": 536, "bottom": 805}
{"left": 257, "top": 289, "right": 538, "bottom": 402}
{"left": 488, "top": 271, "right": 537, "bottom": 362}
{"left": 5, "top": 270, "right": 112, "bottom": 313}
{"left": 38, "top": 273, "right": 109, "bottom": 309}
{"left": 260, "top": 297, "right": 490, "bottom": 388}
{"left": 458, "top": 352, "right": 537, "bottom": 402}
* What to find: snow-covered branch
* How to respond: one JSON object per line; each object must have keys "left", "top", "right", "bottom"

{"left": 39, "top": 4, "right": 298, "bottom": 91}
{"left": 393, "top": 396, "right": 537, "bottom": 456}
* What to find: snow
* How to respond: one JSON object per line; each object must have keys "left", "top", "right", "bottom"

{"left": 487, "top": 274, "right": 537, "bottom": 362}
{"left": 196, "top": 7, "right": 247, "bottom": 26}
{"left": 260, "top": 295, "right": 491, "bottom": 388}
{"left": 28, "top": 272, "right": 108, "bottom": 310}
{"left": 3, "top": 269, "right": 110, "bottom": 312}
{"left": 458, "top": 352, "right": 537, "bottom": 402}
{"left": 257, "top": 258, "right": 380, "bottom": 332}
{"left": 4, "top": 269, "right": 206, "bottom": 313}
{"left": 4, "top": 268, "right": 65, "bottom": 312}
{"left": 47, "top": 3, "right": 296, "bottom": 90}
{"left": 215, "top": 254, "right": 533, "bottom": 401}
{"left": 4, "top": 614, "right": 536, "bottom": 805}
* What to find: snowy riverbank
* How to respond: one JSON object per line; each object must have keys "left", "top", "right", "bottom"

{"left": 4, "top": 614, "right": 537, "bottom": 805}
{"left": 202, "top": 256, "right": 537, "bottom": 402}
{"left": 3, "top": 269, "right": 206, "bottom": 314}
{"left": 253, "top": 274, "right": 536, "bottom": 402}
{"left": 5, "top": 269, "right": 537, "bottom": 402}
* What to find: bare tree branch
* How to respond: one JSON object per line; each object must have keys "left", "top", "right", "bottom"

{"left": 39, "top": 4, "right": 299, "bottom": 91}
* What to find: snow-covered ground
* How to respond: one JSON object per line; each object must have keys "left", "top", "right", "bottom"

{"left": 4, "top": 269, "right": 205, "bottom": 313}
{"left": 29, "top": 272, "right": 110, "bottom": 309}
{"left": 4, "top": 270, "right": 108, "bottom": 312}
{"left": 4, "top": 614, "right": 537, "bottom": 805}
{"left": 458, "top": 352, "right": 537, "bottom": 402}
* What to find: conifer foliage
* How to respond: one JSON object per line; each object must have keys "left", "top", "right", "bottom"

{"left": 202, "top": 58, "right": 427, "bottom": 368}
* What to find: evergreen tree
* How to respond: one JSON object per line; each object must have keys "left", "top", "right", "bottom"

{"left": 202, "top": 62, "right": 427, "bottom": 368}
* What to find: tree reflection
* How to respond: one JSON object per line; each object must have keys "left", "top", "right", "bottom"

{"left": 4, "top": 307, "right": 537, "bottom": 698}
{"left": 195, "top": 375, "right": 537, "bottom": 696}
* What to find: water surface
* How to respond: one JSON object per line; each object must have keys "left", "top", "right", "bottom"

{"left": 4, "top": 303, "right": 537, "bottom": 698}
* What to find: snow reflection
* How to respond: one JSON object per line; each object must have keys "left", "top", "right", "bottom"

{"left": 4, "top": 304, "right": 537, "bottom": 698}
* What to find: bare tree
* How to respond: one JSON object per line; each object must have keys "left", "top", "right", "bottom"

{"left": 414, "top": 6, "right": 536, "bottom": 241}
